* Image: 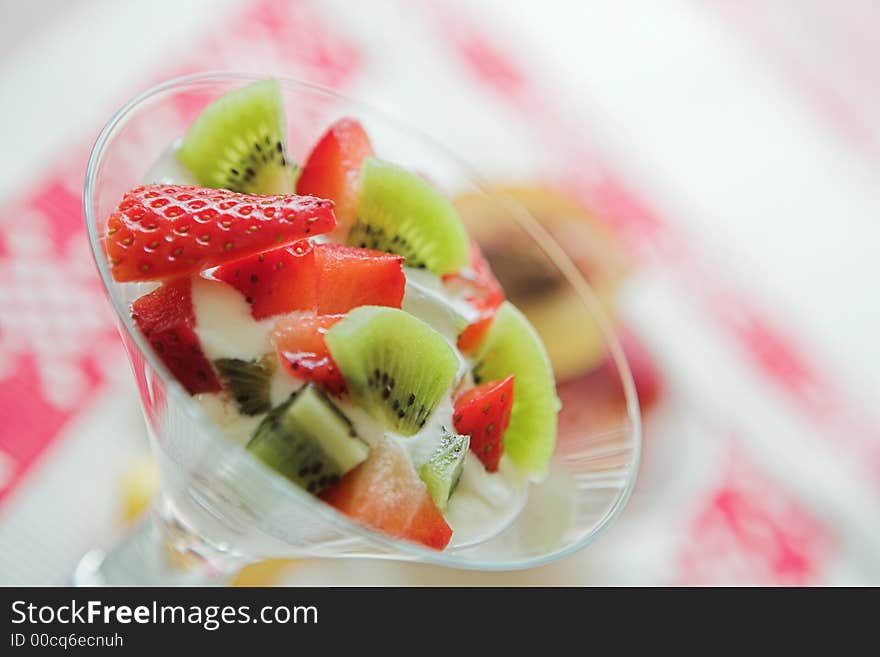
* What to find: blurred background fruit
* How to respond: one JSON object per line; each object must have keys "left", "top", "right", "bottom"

{"left": 456, "top": 186, "right": 628, "bottom": 381}
{"left": 457, "top": 185, "right": 663, "bottom": 419}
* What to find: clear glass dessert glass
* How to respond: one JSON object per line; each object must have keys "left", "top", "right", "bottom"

{"left": 76, "top": 73, "right": 641, "bottom": 585}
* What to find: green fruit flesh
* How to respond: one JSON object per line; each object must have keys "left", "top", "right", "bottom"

{"left": 178, "top": 79, "right": 296, "bottom": 194}
{"left": 214, "top": 355, "right": 275, "bottom": 416}
{"left": 473, "top": 301, "right": 560, "bottom": 478}
{"left": 324, "top": 306, "right": 459, "bottom": 436}
{"left": 348, "top": 158, "right": 469, "bottom": 275}
{"left": 419, "top": 430, "right": 469, "bottom": 510}
{"left": 247, "top": 384, "right": 369, "bottom": 494}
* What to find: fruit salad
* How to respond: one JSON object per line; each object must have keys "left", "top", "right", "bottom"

{"left": 102, "top": 80, "right": 560, "bottom": 550}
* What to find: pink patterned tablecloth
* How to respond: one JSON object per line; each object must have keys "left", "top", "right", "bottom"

{"left": 1, "top": 0, "right": 877, "bottom": 585}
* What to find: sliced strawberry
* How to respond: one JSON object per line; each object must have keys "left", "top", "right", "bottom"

{"left": 297, "top": 118, "right": 374, "bottom": 237}
{"left": 104, "top": 184, "right": 335, "bottom": 282}
{"left": 445, "top": 240, "right": 505, "bottom": 310}
{"left": 445, "top": 241, "right": 505, "bottom": 353}
{"left": 272, "top": 313, "right": 346, "bottom": 396}
{"left": 456, "top": 314, "right": 494, "bottom": 353}
{"left": 130, "top": 277, "right": 221, "bottom": 395}
{"left": 453, "top": 375, "right": 514, "bottom": 472}
{"left": 468, "top": 241, "right": 506, "bottom": 310}
{"left": 321, "top": 440, "right": 452, "bottom": 549}
{"left": 213, "top": 242, "right": 403, "bottom": 320}
{"left": 213, "top": 241, "right": 316, "bottom": 320}
{"left": 314, "top": 243, "right": 405, "bottom": 314}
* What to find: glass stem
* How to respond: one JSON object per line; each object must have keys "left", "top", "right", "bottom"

{"left": 73, "top": 507, "right": 248, "bottom": 586}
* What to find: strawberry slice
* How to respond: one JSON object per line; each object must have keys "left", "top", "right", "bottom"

{"left": 456, "top": 315, "right": 494, "bottom": 353}
{"left": 453, "top": 375, "right": 515, "bottom": 472}
{"left": 212, "top": 242, "right": 404, "bottom": 320}
{"left": 321, "top": 440, "right": 453, "bottom": 549}
{"left": 104, "top": 184, "right": 335, "bottom": 282}
{"left": 446, "top": 240, "right": 505, "bottom": 311}
{"left": 272, "top": 313, "right": 346, "bottom": 396}
{"left": 213, "top": 241, "right": 316, "bottom": 320}
{"left": 297, "top": 118, "right": 374, "bottom": 238}
{"left": 314, "top": 243, "right": 405, "bottom": 315}
{"left": 130, "top": 277, "right": 221, "bottom": 395}
{"left": 445, "top": 241, "right": 505, "bottom": 353}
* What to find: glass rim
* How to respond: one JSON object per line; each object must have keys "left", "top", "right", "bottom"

{"left": 83, "top": 71, "right": 642, "bottom": 571}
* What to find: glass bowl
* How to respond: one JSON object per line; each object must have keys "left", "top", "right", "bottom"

{"left": 76, "top": 73, "right": 641, "bottom": 585}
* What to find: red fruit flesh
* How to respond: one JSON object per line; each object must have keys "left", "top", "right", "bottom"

{"left": 130, "top": 277, "right": 221, "bottom": 395}
{"left": 297, "top": 118, "right": 374, "bottom": 237}
{"left": 456, "top": 314, "right": 494, "bottom": 353}
{"left": 467, "top": 241, "right": 505, "bottom": 310}
{"left": 213, "top": 241, "right": 316, "bottom": 320}
{"left": 213, "top": 241, "right": 404, "bottom": 320}
{"left": 314, "top": 243, "right": 405, "bottom": 314}
{"left": 272, "top": 314, "right": 346, "bottom": 396}
{"left": 445, "top": 240, "right": 505, "bottom": 311}
{"left": 104, "top": 185, "right": 335, "bottom": 282}
{"left": 446, "top": 241, "right": 505, "bottom": 353}
{"left": 321, "top": 440, "right": 453, "bottom": 549}
{"left": 453, "top": 375, "right": 514, "bottom": 472}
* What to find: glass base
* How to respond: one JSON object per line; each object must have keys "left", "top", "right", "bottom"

{"left": 73, "top": 513, "right": 242, "bottom": 586}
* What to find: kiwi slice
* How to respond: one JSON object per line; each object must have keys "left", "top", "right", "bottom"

{"left": 472, "top": 301, "right": 560, "bottom": 479}
{"left": 214, "top": 355, "right": 275, "bottom": 416}
{"left": 347, "top": 158, "right": 469, "bottom": 275}
{"left": 324, "top": 306, "right": 459, "bottom": 436}
{"left": 178, "top": 79, "right": 296, "bottom": 194}
{"left": 247, "top": 384, "right": 369, "bottom": 494}
{"left": 419, "top": 429, "right": 469, "bottom": 510}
